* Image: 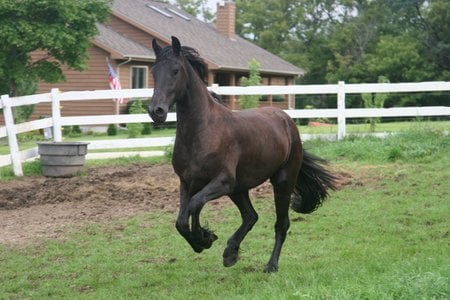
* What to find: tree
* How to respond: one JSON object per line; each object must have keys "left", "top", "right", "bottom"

{"left": 239, "top": 59, "right": 261, "bottom": 109}
{"left": 0, "top": 0, "right": 111, "bottom": 97}
{"left": 172, "top": 0, "right": 214, "bottom": 22}
{"left": 235, "top": 0, "right": 449, "bottom": 108}
{"left": 362, "top": 76, "right": 389, "bottom": 132}
{"left": 420, "top": 0, "right": 450, "bottom": 80}
{"left": 236, "top": 0, "right": 300, "bottom": 55}
{"left": 126, "top": 100, "right": 146, "bottom": 138}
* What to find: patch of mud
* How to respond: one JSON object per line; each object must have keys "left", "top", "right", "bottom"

{"left": 0, "top": 163, "right": 351, "bottom": 246}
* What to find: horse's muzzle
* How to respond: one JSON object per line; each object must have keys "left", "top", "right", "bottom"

{"left": 148, "top": 105, "right": 167, "bottom": 124}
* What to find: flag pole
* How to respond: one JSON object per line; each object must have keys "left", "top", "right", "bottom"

{"left": 106, "top": 57, "right": 119, "bottom": 115}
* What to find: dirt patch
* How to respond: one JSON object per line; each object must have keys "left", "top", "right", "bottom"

{"left": 0, "top": 163, "right": 350, "bottom": 246}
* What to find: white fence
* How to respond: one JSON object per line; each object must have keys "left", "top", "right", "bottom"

{"left": 1, "top": 81, "right": 449, "bottom": 176}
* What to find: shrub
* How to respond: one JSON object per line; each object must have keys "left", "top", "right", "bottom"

{"left": 362, "top": 76, "right": 390, "bottom": 132}
{"left": 72, "top": 125, "right": 82, "bottom": 134}
{"left": 62, "top": 126, "right": 72, "bottom": 136}
{"left": 107, "top": 124, "right": 117, "bottom": 136}
{"left": 127, "top": 100, "right": 146, "bottom": 138}
{"left": 164, "top": 144, "right": 174, "bottom": 159}
{"left": 239, "top": 59, "right": 261, "bottom": 109}
{"left": 142, "top": 122, "right": 152, "bottom": 135}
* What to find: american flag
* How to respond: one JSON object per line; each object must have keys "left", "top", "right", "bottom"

{"left": 107, "top": 62, "right": 125, "bottom": 103}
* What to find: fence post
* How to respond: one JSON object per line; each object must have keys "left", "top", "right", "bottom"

{"left": 1, "top": 94, "right": 23, "bottom": 176}
{"left": 51, "top": 88, "right": 63, "bottom": 142}
{"left": 337, "top": 81, "right": 346, "bottom": 140}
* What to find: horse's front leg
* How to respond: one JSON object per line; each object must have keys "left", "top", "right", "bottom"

{"left": 175, "top": 181, "right": 204, "bottom": 253}
{"left": 188, "top": 173, "right": 234, "bottom": 250}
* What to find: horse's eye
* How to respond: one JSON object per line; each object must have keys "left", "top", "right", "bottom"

{"left": 173, "top": 69, "right": 179, "bottom": 76}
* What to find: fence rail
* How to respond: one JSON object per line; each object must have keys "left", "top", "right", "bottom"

{"left": 1, "top": 81, "right": 449, "bottom": 176}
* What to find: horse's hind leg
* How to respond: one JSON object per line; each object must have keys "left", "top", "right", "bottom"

{"left": 223, "top": 191, "right": 258, "bottom": 267}
{"left": 264, "top": 171, "right": 295, "bottom": 273}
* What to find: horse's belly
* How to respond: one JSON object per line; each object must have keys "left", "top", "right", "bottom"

{"left": 235, "top": 150, "right": 287, "bottom": 189}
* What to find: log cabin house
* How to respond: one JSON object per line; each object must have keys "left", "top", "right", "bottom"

{"left": 31, "top": 0, "right": 304, "bottom": 121}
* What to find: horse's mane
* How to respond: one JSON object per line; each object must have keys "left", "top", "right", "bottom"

{"left": 155, "top": 44, "right": 227, "bottom": 106}
{"left": 155, "top": 45, "right": 208, "bottom": 84}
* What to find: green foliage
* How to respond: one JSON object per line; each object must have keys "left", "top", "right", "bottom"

{"left": 0, "top": 0, "right": 111, "bottom": 96}
{"left": 17, "top": 130, "right": 44, "bottom": 143}
{"left": 142, "top": 122, "right": 152, "bottom": 135}
{"left": 236, "top": 0, "right": 297, "bottom": 54}
{"left": 126, "top": 100, "right": 146, "bottom": 138}
{"left": 306, "top": 126, "right": 449, "bottom": 164}
{"left": 362, "top": 76, "right": 390, "bottom": 132}
{"left": 174, "top": 0, "right": 214, "bottom": 22}
{"left": 62, "top": 126, "right": 72, "bottom": 136}
{"left": 164, "top": 144, "right": 174, "bottom": 159}
{"left": 71, "top": 125, "right": 82, "bottom": 135}
{"left": 239, "top": 59, "right": 261, "bottom": 109}
{"left": 107, "top": 124, "right": 117, "bottom": 136}
{"left": 236, "top": 0, "right": 450, "bottom": 107}
{"left": 62, "top": 125, "right": 82, "bottom": 137}
{"left": 13, "top": 105, "right": 34, "bottom": 124}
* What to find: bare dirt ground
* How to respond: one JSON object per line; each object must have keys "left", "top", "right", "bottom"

{"left": 0, "top": 163, "right": 351, "bottom": 246}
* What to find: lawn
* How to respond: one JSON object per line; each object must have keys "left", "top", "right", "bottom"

{"left": 0, "top": 128, "right": 449, "bottom": 299}
{"left": 0, "top": 119, "right": 448, "bottom": 155}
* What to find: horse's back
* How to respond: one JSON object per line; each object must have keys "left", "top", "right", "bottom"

{"left": 233, "top": 107, "right": 299, "bottom": 146}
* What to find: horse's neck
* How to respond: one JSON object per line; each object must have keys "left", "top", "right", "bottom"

{"left": 176, "top": 77, "right": 216, "bottom": 135}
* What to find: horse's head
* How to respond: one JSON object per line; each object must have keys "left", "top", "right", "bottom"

{"left": 148, "top": 36, "right": 189, "bottom": 124}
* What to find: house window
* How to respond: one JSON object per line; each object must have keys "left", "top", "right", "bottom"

{"left": 131, "top": 66, "right": 148, "bottom": 89}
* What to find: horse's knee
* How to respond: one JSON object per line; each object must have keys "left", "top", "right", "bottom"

{"left": 247, "top": 211, "right": 259, "bottom": 228}
{"left": 275, "top": 217, "right": 290, "bottom": 234}
{"left": 175, "top": 221, "right": 190, "bottom": 237}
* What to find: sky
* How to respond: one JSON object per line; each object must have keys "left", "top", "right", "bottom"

{"left": 205, "top": 0, "right": 218, "bottom": 14}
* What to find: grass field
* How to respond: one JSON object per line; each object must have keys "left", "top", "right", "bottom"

{"left": 0, "top": 119, "right": 448, "bottom": 155}
{"left": 0, "top": 127, "right": 449, "bottom": 299}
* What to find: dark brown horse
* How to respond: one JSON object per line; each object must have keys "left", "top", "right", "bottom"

{"left": 148, "top": 37, "right": 336, "bottom": 272}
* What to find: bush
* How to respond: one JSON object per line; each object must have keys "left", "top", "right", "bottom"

{"left": 127, "top": 100, "right": 146, "bottom": 138}
{"left": 62, "top": 126, "right": 72, "bottom": 136}
{"left": 72, "top": 125, "right": 82, "bottom": 134}
{"left": 239, "top": 59, "right": 261, "bottom": 109}
{"left": 107, "top": 124, "right": 117, "bottom": 136}
{"left": 164, "top": 144, "right": 174, "bottom": 159}
{"left": 142, "top": 122, "right": 152, "bottom": 135}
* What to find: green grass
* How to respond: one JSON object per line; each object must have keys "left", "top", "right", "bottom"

{"left": 1, "top": 120, "right": 448, "bottom": 155}
{"left": 1, "top": 127, "right": 449, "bottom": 298}
{"left": 306, "top": 126, "right": 449, "bottom": 164}
{"left": 298, "top": 119, "right": 450, "bottom": 134}
{"left": 0, "top": 155, "right": 169, "bottom": 181}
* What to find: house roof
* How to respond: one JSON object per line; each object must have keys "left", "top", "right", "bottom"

{"left": 94, "top": 24, "right": 155, "bottom": 60}
{"left": 97, "top": 0, "right": 304, "bottom": 76}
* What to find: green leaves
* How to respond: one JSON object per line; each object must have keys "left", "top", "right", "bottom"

{"left": 239, "top": 59, "right": 261, "bottom": 109}
{"left": 235, "top": 0, "right": 449, "bottom": 106}
{"left": 0, "top": 0, "right": 111, "bottom": 96}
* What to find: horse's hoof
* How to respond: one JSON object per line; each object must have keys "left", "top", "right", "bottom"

{"left": 191, "top": 244, "right": 204, "bottom": 253}
{"left": 222, "top": 246, "right": 239, "bottom": 267}
{"left": 263, "top": 264, "right": 278, "bottom": 273}
{"left": 200, "top": 229, "right": 218, "bottom": 249}
{"left": 223, "top": 254, "right": 238, "bottom": 267}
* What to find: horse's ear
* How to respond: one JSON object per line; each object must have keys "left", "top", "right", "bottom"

{"left": 171, "top": 36, "right": 181, "bottom": 56}
{"left": 152, "top": 39, "right": 162, "bottom": 57}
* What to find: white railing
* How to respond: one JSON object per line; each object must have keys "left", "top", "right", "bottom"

{"left": 1, "top": 81, "right": 449, "bottom": 176}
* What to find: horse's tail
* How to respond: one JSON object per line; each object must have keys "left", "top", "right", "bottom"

{"left": 291, "top": 151, "right": 337, "bottom": 214}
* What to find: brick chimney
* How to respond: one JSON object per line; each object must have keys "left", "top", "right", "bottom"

{"left": 216, "top": 1, "right": 236, "bottom": 40}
